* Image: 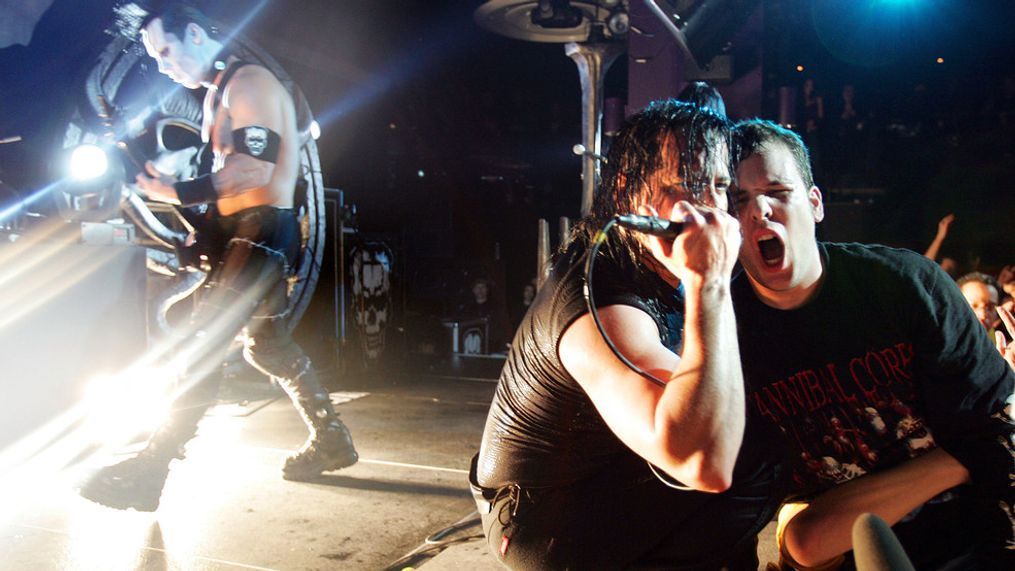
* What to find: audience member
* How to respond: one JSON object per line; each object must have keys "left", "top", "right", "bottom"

{"left": 799, "top": 78, "right": 825, "bottom": 175}
{"left": 957, "top": 272, "right": 1003, "bottom": 337}
{"left": 508, "top": 277, "right": 537, "bottom": 332}
{"left": 997, "top": 264, "right": 1014, "bottom": 299}
{"left": 731, "top": 119, "right": 1014, "bottom": 568}
{"left": 457, "top": 277, "right": 511, "bottom": 353}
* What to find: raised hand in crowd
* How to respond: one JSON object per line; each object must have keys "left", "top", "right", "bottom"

{"left": 923, "top": 213, "right": 954, "bottom": 262}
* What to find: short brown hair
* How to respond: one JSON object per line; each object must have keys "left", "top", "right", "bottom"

{"left": 733, "top": 119, "right": 815, "bottom": 189}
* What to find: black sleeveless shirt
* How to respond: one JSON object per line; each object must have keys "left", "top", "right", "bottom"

{"left": 476, "top": 235, "right": 685, "bottom": 489}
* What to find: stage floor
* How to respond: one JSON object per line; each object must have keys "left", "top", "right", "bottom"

{"left": 0, "top": 370, "right": 777, "bottom": 570}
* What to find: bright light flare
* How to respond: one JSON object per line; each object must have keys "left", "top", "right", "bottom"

{"left": 69, "top": 144, "right": 109, "bottom": 181}
{"left": 309, "top": 120, "right": 321, "bottom": 141}
{"left": 82, "top": 368, "right": 177, "bottom": 443}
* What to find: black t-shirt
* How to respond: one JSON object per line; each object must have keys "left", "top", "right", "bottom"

{"left": 477, "top": 236, "right": 684, "bottom": 489}
{"left": 733, "top": 242, "right": 1015, "bottom": 562}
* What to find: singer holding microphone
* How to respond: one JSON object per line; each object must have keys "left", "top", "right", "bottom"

{"left": 470, "top": 101, "right": 784, "bottom": 570}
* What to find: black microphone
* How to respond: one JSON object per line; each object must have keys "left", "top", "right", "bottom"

{"left": 614, "top": 214, "right": 684, "bottom": 239}
{"left": 851, "top": 513, "right": 915, "bottom": 571}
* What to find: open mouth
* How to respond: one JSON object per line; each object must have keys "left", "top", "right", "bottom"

{"left": 757, "top": 235, "right": 785, "bottom": 266}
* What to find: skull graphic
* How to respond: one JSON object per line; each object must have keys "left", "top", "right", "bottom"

{"left": 351, "top": 243, "right": 393, "bottom": 362}
{"left": 244, "top": 126, "right": 268, "bottom": 156}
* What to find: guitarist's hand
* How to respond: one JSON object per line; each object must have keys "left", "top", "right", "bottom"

{"left": 136, "top": 161, "right": 180, "bottom": 204}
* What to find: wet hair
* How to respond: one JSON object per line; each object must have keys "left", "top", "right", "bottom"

{"left": 677, "top": 81, "right": 727, "bottom": 118}
{"left": 732, "top": 119, "right": 815, "bottom": 190}
{"left": 140, "top": 2, "right": 217, "bottom": 41}
{"left": 956, "top": 272, "right": 1000, "bottom": 294}
{"left": 573, "top": 99, "right": 732, "bottom": 267}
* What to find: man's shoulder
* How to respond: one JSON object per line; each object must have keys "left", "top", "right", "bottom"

{"left": 824, "top": 242, "right": 937, "bottom": 279}
{"left": 224, "top": 64, "right": 286, "bottom": 102}
{"left": 230, "top": 63, "right": 278, "bottom": 84}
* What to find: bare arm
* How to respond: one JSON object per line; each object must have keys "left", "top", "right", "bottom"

{"left": 923, "top": 213, "right": 954, "bottom": 261}
{"left": 213, "top": 68, "right": 286, "bottom": 197}
{"left": 134, "top": 68, "right": 287, "bottom": 204}
{"left": 781, "top": 448, "right": 970, "bottom": 567}
{"left": 559, "top": 203, "right": 744, "bottom": 492}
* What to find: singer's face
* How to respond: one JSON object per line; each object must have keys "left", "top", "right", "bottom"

{"left": 645, "top": 140, "right": 731, "bottom": 218}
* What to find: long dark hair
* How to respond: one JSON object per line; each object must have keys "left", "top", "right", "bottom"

{"left": 572, "top": 100, "right": 732, "bottom": 268}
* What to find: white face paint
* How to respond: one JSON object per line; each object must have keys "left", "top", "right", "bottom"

{"left": 141, "top": 19, "right": 207, "bottom": 89}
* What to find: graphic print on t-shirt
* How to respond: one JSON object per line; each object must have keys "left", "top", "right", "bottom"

{"left": 747, "top": 341, "right": 936, "bottom": 491}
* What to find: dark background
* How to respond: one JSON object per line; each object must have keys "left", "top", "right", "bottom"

{"left": 1, "top": 1, "right": 1012, "bottom": 371}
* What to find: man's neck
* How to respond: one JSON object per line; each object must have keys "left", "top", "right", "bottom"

{"left": 198, "top": 41, "right": 229, "bottom": 88}
{"left": 749, "top": 246, "right": 825, "bottom": 310}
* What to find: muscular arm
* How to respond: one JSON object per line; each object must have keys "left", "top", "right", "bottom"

{"left": 213, "top": 67, "right": 287, "bottom": 197}
{"left": 134, "top": 67, "right": 291, "bottom": 205}
{"left": 559, "top": 204, "right": 744, "bottom": 492}
{"left": 780, "top": 448, "right": 970, "bottom": 567}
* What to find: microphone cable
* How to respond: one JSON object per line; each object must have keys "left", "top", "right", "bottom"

{"left": 582, "top": 217, "right": 667, "bottom": 388}
{"left": 582, "top": 216, "right": 695, "bottom": 491}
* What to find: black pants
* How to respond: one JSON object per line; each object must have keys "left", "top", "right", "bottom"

{"left": 470, "top": 453, "right": 782, "bottom": 570}
{"left": 156, "top": 206, "right": 311, "bottom": 452}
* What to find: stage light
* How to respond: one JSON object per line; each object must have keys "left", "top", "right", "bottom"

{"left": 69, "top": 144, "right": 109, "bottom": 181}
{"left": 309, "top": 120, "right": 321, "bottom": 141}
{"left": 796, "top": 65, "right": 805, "bottom": 72}
{"left": 417, "top": 169, "right": 425, "bottom": 178}
{"left": 82, "top": 367, "right": 176, "bottom": 443}
{"left": 935, "top": 56, "right": 944, "bottom": 64}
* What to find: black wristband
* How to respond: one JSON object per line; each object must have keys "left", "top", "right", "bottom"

{"left": 233, "top": 125, "right": 281, "bottom": 163}
{"left": 174, "top": 174, "right": 217, "bottom": 206}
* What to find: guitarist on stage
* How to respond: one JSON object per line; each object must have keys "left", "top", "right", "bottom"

{"left": 80, "top": 3, "right": 357, "bottom": 511}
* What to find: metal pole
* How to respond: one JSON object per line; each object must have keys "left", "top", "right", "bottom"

{"left": 537, "top": 218, "right": 550, "bottom": 290}
{"left": 337, "top": 190, "right": 346, "bottom": 346}
{"left": 566, "top": 41, "right": 624, "bottom": 217}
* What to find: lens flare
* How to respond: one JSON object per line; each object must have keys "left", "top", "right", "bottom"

{"left": 69, "top": 144, "right": 109, "bottom": 181}
{"left": 82, "top": 368, "right": 177, "bottom": 443}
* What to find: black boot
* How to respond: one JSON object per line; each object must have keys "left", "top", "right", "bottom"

{"left": 77, "top": 447, "right": 176, "bottom": 512}
{"left": 276, "top": 357, "right": 358, "bottom": 480}
{"left": 282, "top": 415, "right": 359, "bottom": 481}
{"left": 77, "top": 403, "right": 203, "bottom": 511}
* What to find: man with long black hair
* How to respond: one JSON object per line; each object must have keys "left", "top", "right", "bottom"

{"left": 79, "top": 3, "right": 356, "bottom": 511}
{"left": 470, "top": 101, "right": 784, "bottom": 569}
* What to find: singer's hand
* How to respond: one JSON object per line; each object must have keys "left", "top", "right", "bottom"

{"left": 135, "top": 161, "right": 180, "bottom": 204}
{"left": 639, "top": 201, "right": 741, "bottom": 289}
